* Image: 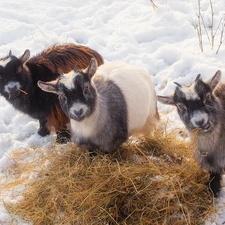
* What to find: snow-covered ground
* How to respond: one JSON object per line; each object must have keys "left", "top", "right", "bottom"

{"left": 0, "top": 0, "right": 225, "bottom": 224}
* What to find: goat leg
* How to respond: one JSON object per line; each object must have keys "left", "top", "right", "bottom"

{"left": 37, "top": 118, "right": 50, "bottom": 137}
{"left": 208, "top": 172, "right": 222, "bottom": 198}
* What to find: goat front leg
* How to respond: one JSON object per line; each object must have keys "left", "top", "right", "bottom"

{"left": 37, "top": 118, "right": 50, "bottom": 137}
{"left": 208, "top": 172, "right": 222, "bottom": 198}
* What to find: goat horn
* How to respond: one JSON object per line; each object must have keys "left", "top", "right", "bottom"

{"left": 9, "top": 50, "right": 12, "bottom": 57}
{"left": 174, "top": 82, "right": 182, "bottom": 87}
{"left": 195, "top": 74, "right": 201, "bottom": 81}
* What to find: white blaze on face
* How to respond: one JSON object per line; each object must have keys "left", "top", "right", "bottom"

{"left": 0, "top": 57, "right": 12, "bottom": 68}
{"left": 180, "top": 83, "right": 200, "bottom": 100}
{"left": 4, "top": 81, "right": 21, "bottom": 93}
{"left": 190, "top": 111, "right": 208, "bottom": 128}
{"left": 60, "top": 71, "right": 78, "bottom": 90}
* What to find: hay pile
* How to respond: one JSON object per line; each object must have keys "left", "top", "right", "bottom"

{"left": 3, "top": 130, "right": 214, "bottom": 225}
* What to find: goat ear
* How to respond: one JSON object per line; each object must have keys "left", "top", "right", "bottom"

{"left": 157, "top": 95, "right": 175, "bottom": 105}
{"left": 21, "top": 49, "right": 30, "bottom": 63}
{"left": 87, "top": 58, "right": 97, "bottom": 79}
{"left": 208, "top": 70, "right": 222, "bottom": 90}
{"left": 195, "top": 74, "right": 201, "bottom": 81}
{"left": 37, "top": 80, "right": 58, "bottom": 94}
{"left": 174, "top": 82, "right": 182, "bottom": 88}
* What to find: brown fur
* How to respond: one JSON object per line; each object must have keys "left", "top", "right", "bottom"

{"left": 28, "top": 43, "right": 104, "bottom": 73}
{"left": 47, "top": 104, "right": 70, "bottom": 131}
{"left": 28, "top": 43, "right": 104, "bottom": 133}
{"left": 215, "top": 83, "right": 225, "bottom": 100}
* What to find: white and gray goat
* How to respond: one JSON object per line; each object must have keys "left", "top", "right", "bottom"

{"left": 157, "top": 70, "right": 225, "bottom": 197}
{"left": 38, "top": 58, "right": 160, "bottom": 154}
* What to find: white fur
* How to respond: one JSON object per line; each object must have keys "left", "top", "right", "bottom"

{"left": 70, "top": 99, "right": 106, "bottom": 140}
{"left": 180, "top": 83, "right": 199, "bottom": 100}
{"left": 60, "top": 71, "right": 78, "bottom": 89}
{"left": 69, "top": 102, "right": 89, "bottom": 117}
{"left": 4, "top": 81, "right": 21, "bottom": 93}
{"left": 0, "top": 57, "right": 11, "bottom": 68}
{"left": 71, "top": 115, "right": 98, "bottom": 141}
{"left": 95, "top": 62, "right": 159, "bottom": 136}
{"left": 191, "top": 110, "right": 208, "bottom": 127}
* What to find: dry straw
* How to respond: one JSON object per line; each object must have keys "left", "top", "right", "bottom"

{"left": 2, "top": 129, "right": 214, "bottom": 225}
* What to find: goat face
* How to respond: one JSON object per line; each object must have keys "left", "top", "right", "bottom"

{"left": 157, "top": 70, "right": 222, "bottom": 133}
{"left": 0, "top": 50, "right": 30, "bottom": 100}
{"left": 38, "top": 58, "right": 98, "bottom": 122}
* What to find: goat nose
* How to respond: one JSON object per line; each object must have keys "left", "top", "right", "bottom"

{"left": 74, "top": 109, "right": 83, "bottom": 117}
{"left": 9, "top": 86, "right": 17, "bottom": 92}
{"left": 196, "top": 119, "right": 205, "bottom": 127}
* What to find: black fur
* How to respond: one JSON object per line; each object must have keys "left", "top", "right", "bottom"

{"left": 0, "top": 44, "right": 104, "bottom": 143}
{"left": 58, "top": 73, "right": 97, "bottom": 121}
{"left": 0, "top": 54, "right": 66, "bottom": 140}
{"left": 209, "top": 172, "right": 222, "bottom": 198}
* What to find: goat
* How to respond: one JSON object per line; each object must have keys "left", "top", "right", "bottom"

{"left": 38, "top": 58, "right": 160, "bottom": 153}
{"left": 157, "top": 70, "right": 225, "bottom": 197}
{"left": 0, "top": 44, "right": 104, "bottom": 143}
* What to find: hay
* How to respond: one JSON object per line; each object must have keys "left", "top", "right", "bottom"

{"left": 3, "top": 130, "right": 214, "bottom": 225}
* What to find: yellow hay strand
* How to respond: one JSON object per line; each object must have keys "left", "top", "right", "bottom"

{"left": 2, "top": 129, "right": 214, "bottom": 225}
{"left": 19, "top": 89, "right": 28, "bottom": 95}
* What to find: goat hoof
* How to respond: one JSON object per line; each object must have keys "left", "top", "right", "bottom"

{"left": 89, "top": 151, "right": 97, "bottom": 158}
{"left": 37, "top": 127, "right": 50, "bottom": 137}
{"left": 213, "top": 191, "right": 219, "bottom": 198}
{"left": 209, "top": 185, "right": 220, "bottom": 198}
{"left": 56, "top": 131, "right": 71, "bottom": 144}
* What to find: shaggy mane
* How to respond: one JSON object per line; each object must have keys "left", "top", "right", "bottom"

{"left": 28, "top": 43, "right": 104, "bottom": 73}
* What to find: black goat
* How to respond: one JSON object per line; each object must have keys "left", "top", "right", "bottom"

{"left": 0, "top": 43, "right": 104, "bottom": 143}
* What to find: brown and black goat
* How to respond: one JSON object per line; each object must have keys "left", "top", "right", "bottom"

{"left": 0, "top": 43, "right": 104, "bottom": 143}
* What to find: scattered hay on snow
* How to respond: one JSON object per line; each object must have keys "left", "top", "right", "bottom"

{"left": 2, "top": 130, "right": 214, "bottom": 225}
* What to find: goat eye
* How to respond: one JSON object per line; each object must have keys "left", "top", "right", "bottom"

{"left": 83, "top": 85, "right": 89, "bottom": 94}
{"left": 17, "top": 66, "right": 22, "bottom": 74}
{"left": 177, "top": 103, "right": 186, "bottom": 111}
{"left": 205, "top": 93, "right": 211, "bottom": 104}
{"left": 59, "top": 94, "right": 66, "bottom": 101}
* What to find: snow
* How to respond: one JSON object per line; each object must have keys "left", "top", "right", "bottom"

{"left": 0, "top": 0, "right": 225, "bottom": 224}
